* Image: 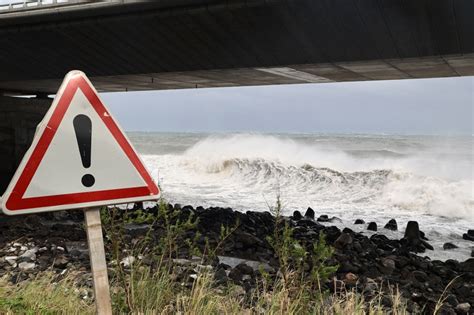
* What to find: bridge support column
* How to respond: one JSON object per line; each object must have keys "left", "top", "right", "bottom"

{"left": 0, "top": 96, "right": 50, "bottom": 194}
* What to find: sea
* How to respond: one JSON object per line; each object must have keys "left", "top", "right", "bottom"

{"left": 128, "top": 132, "right": 473, "bottom": 261}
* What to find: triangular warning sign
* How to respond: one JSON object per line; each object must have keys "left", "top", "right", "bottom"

{"left": 2, "top": 71, "right": 160, "bottom": 215}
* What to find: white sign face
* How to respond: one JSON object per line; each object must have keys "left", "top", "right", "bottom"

{"left": 1, "top": 71, "right": 160, "bottom": 215}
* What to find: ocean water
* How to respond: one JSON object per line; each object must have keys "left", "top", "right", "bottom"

{"left": 128, "top": 132, "right": 473, "bottom": 261}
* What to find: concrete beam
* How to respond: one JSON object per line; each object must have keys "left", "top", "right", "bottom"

{"left": 1, "top": 54, "right": 472, "bottom": 95}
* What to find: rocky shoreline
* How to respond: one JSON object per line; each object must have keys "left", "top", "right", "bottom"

{"left": 0, "top": 205, "right": 473, "bottom": 314}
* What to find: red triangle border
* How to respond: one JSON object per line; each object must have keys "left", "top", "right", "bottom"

{"left": 5, "top": 74, "right": 159, "bottom": 211}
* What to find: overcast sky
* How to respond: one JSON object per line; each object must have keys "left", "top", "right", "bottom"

{"left": 101, "top": 77, "right": 473, "bottom": 135}
{"left": 1, "top": 0, "right": 471, "bottom": 135}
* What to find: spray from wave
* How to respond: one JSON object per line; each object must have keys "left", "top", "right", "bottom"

{"left": 143, "top": 134, "right": 473, "bottom": 220}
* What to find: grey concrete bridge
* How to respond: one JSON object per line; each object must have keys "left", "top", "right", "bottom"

{"left": 1, "top": 0, "right": 473, "bottom": 94}
{"left": 0, "top": 0, "right": 473, "bottom": 192}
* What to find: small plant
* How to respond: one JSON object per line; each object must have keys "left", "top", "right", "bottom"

{"left": 263, "top": 194, "right": 339, "bottom": 312}
{"left": 267, "top": 195, "right": 337, "bottom": 285}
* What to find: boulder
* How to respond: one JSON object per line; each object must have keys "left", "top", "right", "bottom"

{"left": 132, "top": 202, "right": 144, "bottom": 210}
{"left": 354, "top": 219, "right": 365, "bottom": 224}
{"left": 120, "top": 256, "right": 135, "bottom": 268}
{"left": 292, "top": 211, "right": 303, "bottom": 221}
{"left": 459, "top": 258, "right": 474, "bottom": 272}
{"left": 455, "top": 303, "right": 470, "bottom": 314}
{"left": 19, "top": 248, "right": 38, "bottom": 262}
{"left": 343, "top": 272, "right": 358, "bottom": 286}
{"left": 404, "top": 221, "right": 420, "bottom": 240}
{"left": 445, "top": 294, "right": 459, "bottom": 308}
{"left": 334, "top": 233, "right": 353, "bottom": 249}
{"left": 400, "top": 221, "right": 433, "bottom": 252}
{"left": 316, "top": 214, "right": 328, "bottom": 222}
{"left": 384, "top": 219, "right": 398, "bottom": 231}
{"left": 420, "top": 230, "right": 429, "bottom": 241}
{"left": 421, "top": 240, "right": 434, "bottom": 251}
{"left": 65, "top": 242, "right": 89, "bottom": 260}
{"left": 228, "top": 268, "right": 243, "bottom": 283}
{"left": 18, "top": 262, "right": 36, "bottom": 271}
{"left": 235, "top": 262, "right": 254, "bottom": 276}
{"left": 4, "top": 256, "right": 18, "bottom": 266}
{"left": 342, "top": 227, "right": 354, "bottom": 234}
{"left": 463, "top": 233, "right": 474, "bottom": 242}
{"left": 234, "top": 231, "right": 264, "bottom": 247}
{"left": 317, "top": 215, "right": 340, "bottom": 222}
{"left": 296, "top": 219, "right": 323, "bottom": 229}
{"left": 195, "top": 206, "right": 205, "bottom": 213}
{"left": 443, "top": 242, "right": 458, "bottom": 250}
{"left": 304, "top": 207, "right": 315, "bottom": 220}
{"left": 379, "top": 257, "right": 395, "bottom": 275}
{"left": 53, "top": 255, "right": 70, "bottom": 269}
{"left": 213, "top": 267, "right": 228, "bottom": 285}
{"left": 411, "top": 270, "right": 428, "bottom": 282}
{"left": 367, "top": 222, "right": 377, "bottom": 231}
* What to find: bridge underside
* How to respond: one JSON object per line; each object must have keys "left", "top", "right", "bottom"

{"left": 1, "top": 0, "right": 473, "bottom": 95}
{"left": 1, "top": 54, "right": 473, "bottom": 94}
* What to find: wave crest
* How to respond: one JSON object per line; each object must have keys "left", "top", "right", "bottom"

{"left": 211, "top": 158, "right": 393, "bottom": 187}
{"left": 144, "top": 134, "right": 473, "bottom": 220}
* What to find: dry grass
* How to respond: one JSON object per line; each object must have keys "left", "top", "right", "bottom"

{"left": 0, "top": 267, "right": 411, "bottom": 315}
{"left": 0, "top": 273, "right": 94, "bottom": 314}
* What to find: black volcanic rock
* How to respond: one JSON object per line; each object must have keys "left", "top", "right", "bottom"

{"left": 214, "top": 267, "right": 228, "bottom": 285}
{"left": 455, "top": 303, "right": 471, "bottom": 314}
{"left": 317, "top": 215, "right": 341, "bottom": 223}
{"left": 317, "top": 214, "right": 329, "bottom": 222}
{"left": 384, "top": 219, "right": 398, "bottom": 231}
{"left": 420, "top": 230, "right": 429, "bottom": 241}
{"left": 296, "top": 219, "right": 323, "bottom": 230}
{"left": 459, "top": 258, "right": 474, "bottom": 272}
{"left": 334, "top": 233, "right": 352, "bottom": 249}
{"left": 379, "top": 257, "right": 396, "bottom": 275}
{"left": 132, "top": 202, "right": 144, "bottom": 210}
{"left": 401, "top": 221, "right": 433, "bottom": 252}
{"left": 342, "top": 227, "right": 354, "bottom": 234}
{"left": 463, "top": 233, "right": 474, "bottom": 242}
{"left": 367, "top": 222, "right": 377, "bottom": 231}
{"left": 292, "top": 211, "right": 303, "bottom": 221}
{"left": 443, "top": 242, "right": 458, "bottom": 250}
{"left": 228, "top": 267, "right": 243, "bottom": 283}
{"left": 405, "top": 221, "right": 421, "bottom": 240}
{"left": 421, "top": 240, "right": 434, "bottom": 251}
{"left": 304, "top": 207, "right": 315, "bottom": 220}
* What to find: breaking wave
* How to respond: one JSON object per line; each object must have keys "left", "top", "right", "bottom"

{"left": 143, "top": 134, "right": 473, "bottom": 220}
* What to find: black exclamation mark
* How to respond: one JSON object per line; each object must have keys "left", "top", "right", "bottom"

{"left": 73, "top": 114, "right": 95, "bottom": 187}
